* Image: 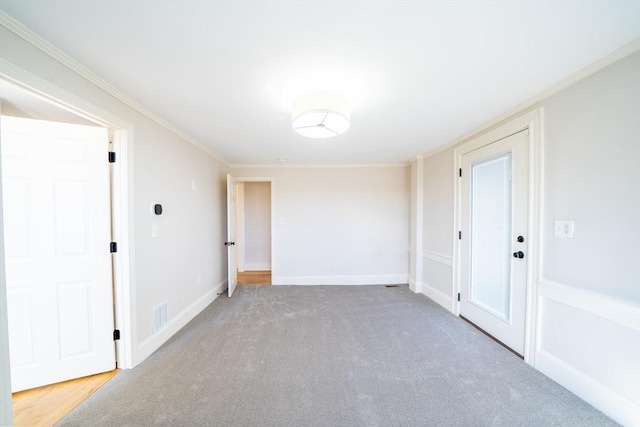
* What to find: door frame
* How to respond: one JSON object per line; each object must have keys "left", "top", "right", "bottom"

{"left": 0, "top": 59, "right": 136, "bottom": 370}
{"left": 231, "top": 177, "right": 274, "bottom": 281}
{"left": 0, "top": 81, "right": 11, "bottom": 427}
{"left": 452, "top": 108, "right": 542, "bottom": 366}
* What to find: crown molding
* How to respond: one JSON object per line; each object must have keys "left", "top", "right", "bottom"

{"left": 230, "top": 162, "right": 409, "bottom": 169}
{"left": 421, "top": 38, "right": 640, "bottom": 159}
{"left": 0, "top": 10, "right": 230, "bottom": 167}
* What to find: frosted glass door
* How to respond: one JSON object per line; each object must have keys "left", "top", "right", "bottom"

{"left": 469, "top": 154, "right": 512, "bottom": 321}
{"left": 458, "top": 129, "right": 529, "bottom": 355}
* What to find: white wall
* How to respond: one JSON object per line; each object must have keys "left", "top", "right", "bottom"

{"left": 414, "top": 51, "right": 640, "bottom": 426}
{"left": 535, "top": 51, "right": 640, "bottom": 427}
{"left": 134, "top": 125, "right": 228, "bottom": 360}
{"left": 231, "top": 166, "right": 410, "bottom": 285}
{"left": 542, "top": 52, "right": 640, "bottom": 303}
{"left": 235, "top": 182, "right": 246, "bottom": 271}
{"left": 420, "top": 148, "right": 455, "bottom": 310}
{"left": 0, "top": 23, "right": 229, "bottom": 368}
{"left": 244, "top": 182, "right": 271, "bottom": 271}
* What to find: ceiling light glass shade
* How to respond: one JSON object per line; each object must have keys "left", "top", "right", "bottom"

{"left": 292, "top": 90, "right": 350, "bottom": 138}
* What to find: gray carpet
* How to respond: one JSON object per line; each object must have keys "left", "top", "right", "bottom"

{"left": 58, "top": 285, "right": 617, "bottom": 426}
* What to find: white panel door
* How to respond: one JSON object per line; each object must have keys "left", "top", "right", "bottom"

{"left": 459, "top": 130, "right": 529, "bottom": 355}
{"left": 1, "top": 116, "right": 115, "bottom": 392}
{"left": 226, "top": 174, "right": 238, "bottom": 296}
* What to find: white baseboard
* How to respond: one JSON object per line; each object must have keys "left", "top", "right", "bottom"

{"left": 245, "top": 262, "right": 271, "bottom": 271}
{"left": 136, "top": 280, "right": 227, "bottom": 364}
{"left": 536, "top": 280, "right": 640, "bottom": 427}
{"left": 273, "top": 274, "right": 408, "bottom": 286}
{"left": 537, "top": 349, "right": 639, "bottom": 427}
{"left": 421, "top": 282, "right": 452, "bottom": 311}
{"left": 409, "top": 278, "right": 422, "bottom": 293}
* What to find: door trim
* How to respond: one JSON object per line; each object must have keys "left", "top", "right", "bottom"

{"left": 0, "top": 59, "right": 136, "bottom": 369}
{"left": 453, "top": 108, "right": 542, "bottom": 366}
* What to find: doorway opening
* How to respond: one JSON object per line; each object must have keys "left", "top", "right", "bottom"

{"left": 0, "top": 69, "right": 134, "bottom": 418}
{"left": 235, "top": 179, "right": 272, "bottom": 286}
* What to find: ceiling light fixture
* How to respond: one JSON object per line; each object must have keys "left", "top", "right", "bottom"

{"left": 292, "top": 90, "right": 350, "bottom": 138}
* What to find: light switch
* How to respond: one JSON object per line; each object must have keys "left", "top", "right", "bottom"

{"left": 151, "top": 224, "right": 159, "bottom": 238}
{"left": 554, "top": 220, "right": 574, "bottom": 238}
{"left": 191, "top": 179, "right": 197, "bottom": 190}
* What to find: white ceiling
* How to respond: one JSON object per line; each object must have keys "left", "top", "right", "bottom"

{"left": 1, "top": 1, "right": 638, "bottom": 165}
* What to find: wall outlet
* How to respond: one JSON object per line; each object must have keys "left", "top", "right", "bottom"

{"left": 554, "top": 220, "right": 575, "bottom": 238}
{"left": 196, "top": 276, "right": 202, "bottom": 287}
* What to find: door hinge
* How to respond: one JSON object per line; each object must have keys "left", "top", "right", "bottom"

{"left": 459, "top": 168, "right": 462, "bottom": 177}
{"left": 457, "top": 293, "right": 461, "bottom": 302}
{"left": 113, "top": 329, "right": 120, "bottom": 341}
{"left": 110, "top": 242, "right": 118, "bottom": 253}
{"left": 108, "top": 151, "right": 116, "bottom": 163}
{"left": 458, "top": 231, "right": 462, "bottom": 240}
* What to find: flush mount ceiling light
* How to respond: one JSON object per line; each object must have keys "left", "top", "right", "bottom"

{"left": 292, "top": 90, "right": 350, "bottom": 138}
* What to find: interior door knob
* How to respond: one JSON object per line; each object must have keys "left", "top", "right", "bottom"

{"left": 224, "top": 241, "right": 235, "bottom": 246}
{"left": 513, "top": 251, "right": 524, "bottom": 259}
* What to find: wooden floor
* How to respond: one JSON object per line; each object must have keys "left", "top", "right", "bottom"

{"left": 12, "top": 370, "right": 119, "bottom": 427}
{"left": 237, "top": 270, "right": 271, "bottom": 285}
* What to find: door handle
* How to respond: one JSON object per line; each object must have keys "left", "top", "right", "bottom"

{"left": 224, "top": 241, "right": 235, "bottom": 246}
{"left": 513, "top": 251, "right": 524, "bottom": 259}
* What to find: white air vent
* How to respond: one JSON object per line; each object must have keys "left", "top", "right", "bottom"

{"left": 152, "top": 302, "right": 168, "bottom": 334}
